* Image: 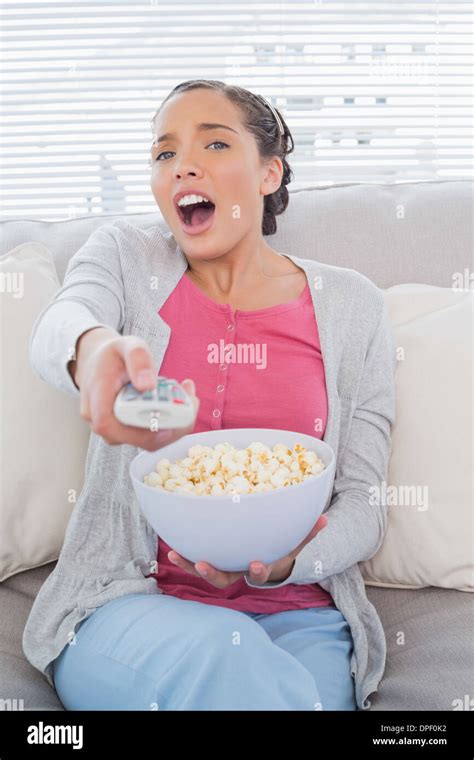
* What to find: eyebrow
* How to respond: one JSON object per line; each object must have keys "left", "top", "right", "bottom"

{"left": 155, "top": 123, "right": 239, "bottom": 144}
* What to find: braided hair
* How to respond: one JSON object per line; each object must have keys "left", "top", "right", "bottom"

{"left": 151, "top": 79, "right": 294, "bottom": 236}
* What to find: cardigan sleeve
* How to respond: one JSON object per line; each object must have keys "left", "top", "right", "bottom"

{"left": 244, "top": 296, "right": 397, "bottom": 589}
{"left": 29, "top": 224, "right": 126, "bottom": 398}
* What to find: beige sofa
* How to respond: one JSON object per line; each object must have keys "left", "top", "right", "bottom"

{"left": 1, "top": 179, "right": 472, "bottom": 710}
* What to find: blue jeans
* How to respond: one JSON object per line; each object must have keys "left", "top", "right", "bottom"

{"left": 52, "top": 593, "right": 356, "bottom": 711}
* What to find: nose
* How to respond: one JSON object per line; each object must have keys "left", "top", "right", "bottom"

{"left": 175, "top": 165, "right": 202, "bottom": 180}
{"left": 174, "top": 148, "right": 204, "bottom": 180}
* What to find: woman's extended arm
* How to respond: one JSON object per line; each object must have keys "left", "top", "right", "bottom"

{"left": 29, "top": 224, "right": 125, "bottom": 397}
{"left": 244, "top": 299, "right": 397, "bottom": 589}
{"left": 29, "top": 223, "right": 199, "bottom": 451}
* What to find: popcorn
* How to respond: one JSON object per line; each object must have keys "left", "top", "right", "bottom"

{"left": 143, "top": 441, "right": 326, "bottom": 496}
{"left": 144, "top": 471, "right": 163, "bottom": 487}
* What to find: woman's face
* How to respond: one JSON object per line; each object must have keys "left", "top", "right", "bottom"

{"left": 150, "top": 89, "right": 282, "bottom": 259}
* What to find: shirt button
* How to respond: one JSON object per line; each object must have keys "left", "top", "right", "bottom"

{"left": 216, "top": 385, "right": 225, "bottom": 392}
{"left": 227, "top": 324, "right": 234, "bottom": 331}
{"left": 219, "top": 363, "right": 227, "bottom": 371}
{"left": 212, "top": 409, "right": 221, "bottom": 418}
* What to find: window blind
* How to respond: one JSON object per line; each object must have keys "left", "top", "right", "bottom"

{"left": 1, "top": 0, "right": 472, "bottom": 220}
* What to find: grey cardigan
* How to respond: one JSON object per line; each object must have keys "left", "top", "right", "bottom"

{"left": 22, "top": 219, "right": 397, "bottom": 710}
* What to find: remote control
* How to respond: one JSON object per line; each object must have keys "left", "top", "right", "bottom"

{"left": 113, "top": 376, "right": 196, "bottom": 430}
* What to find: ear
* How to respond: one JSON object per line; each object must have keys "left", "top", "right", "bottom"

{"left": 260, "top": 156, "right": 284, "bottom": 198}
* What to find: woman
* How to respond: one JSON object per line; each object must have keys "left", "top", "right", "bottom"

{"left": 23, "top": 80, "right": 397, "bottom": 711}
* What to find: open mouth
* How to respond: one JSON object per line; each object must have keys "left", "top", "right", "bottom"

{"left": 176, "top": 199, "right": 216, "bottom": 228}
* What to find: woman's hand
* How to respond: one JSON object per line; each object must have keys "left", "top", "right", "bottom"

{"left": 76, "top": 330, "right": 199, "bottom": 451}
{"left": 167, "top": 513, "right": 329, "bottom": 587}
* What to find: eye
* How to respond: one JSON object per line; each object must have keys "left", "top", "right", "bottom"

{"left": 208, "top": 141, "right": 229, "bottom": 151}
{"left": 155, "top": 150, "right": 174, "bottom": 161}
{"left": 154, "top": 141, "right": 229, "bottom": 161}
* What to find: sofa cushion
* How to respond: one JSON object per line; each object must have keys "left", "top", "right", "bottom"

{"left": 366, "top": 584, "right": 474, "bottom": 710}
{"left": 0, "top": 562, "right": 64, "bottom": 710}
{"left": 0, "top": 242, "right": 91, "bottom": 582}
{"left": 360, "top": 285, "right": 473, "bottom": 592}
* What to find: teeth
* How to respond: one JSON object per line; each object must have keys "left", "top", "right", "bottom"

{"left": 177, "top": 194, "right": 211, "bottom": 207}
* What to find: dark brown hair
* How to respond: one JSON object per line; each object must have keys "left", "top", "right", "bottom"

{"left": 151, "top": 79, "right": 294, "bottom": 236}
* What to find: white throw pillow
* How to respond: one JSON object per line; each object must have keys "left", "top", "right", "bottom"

{"left": 360, "top": 284, "right": 473, "bottom": 592}
{"left": 0, "top": 242, "right": 91, "bottom": 581}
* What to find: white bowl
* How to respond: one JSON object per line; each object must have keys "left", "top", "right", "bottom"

{"left": 130, "top": 428, "right": 336, "bottom": 572}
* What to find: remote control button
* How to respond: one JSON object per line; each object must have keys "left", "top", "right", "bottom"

{"left": 172, "top": 384, "right": 185, "bottom": 400}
